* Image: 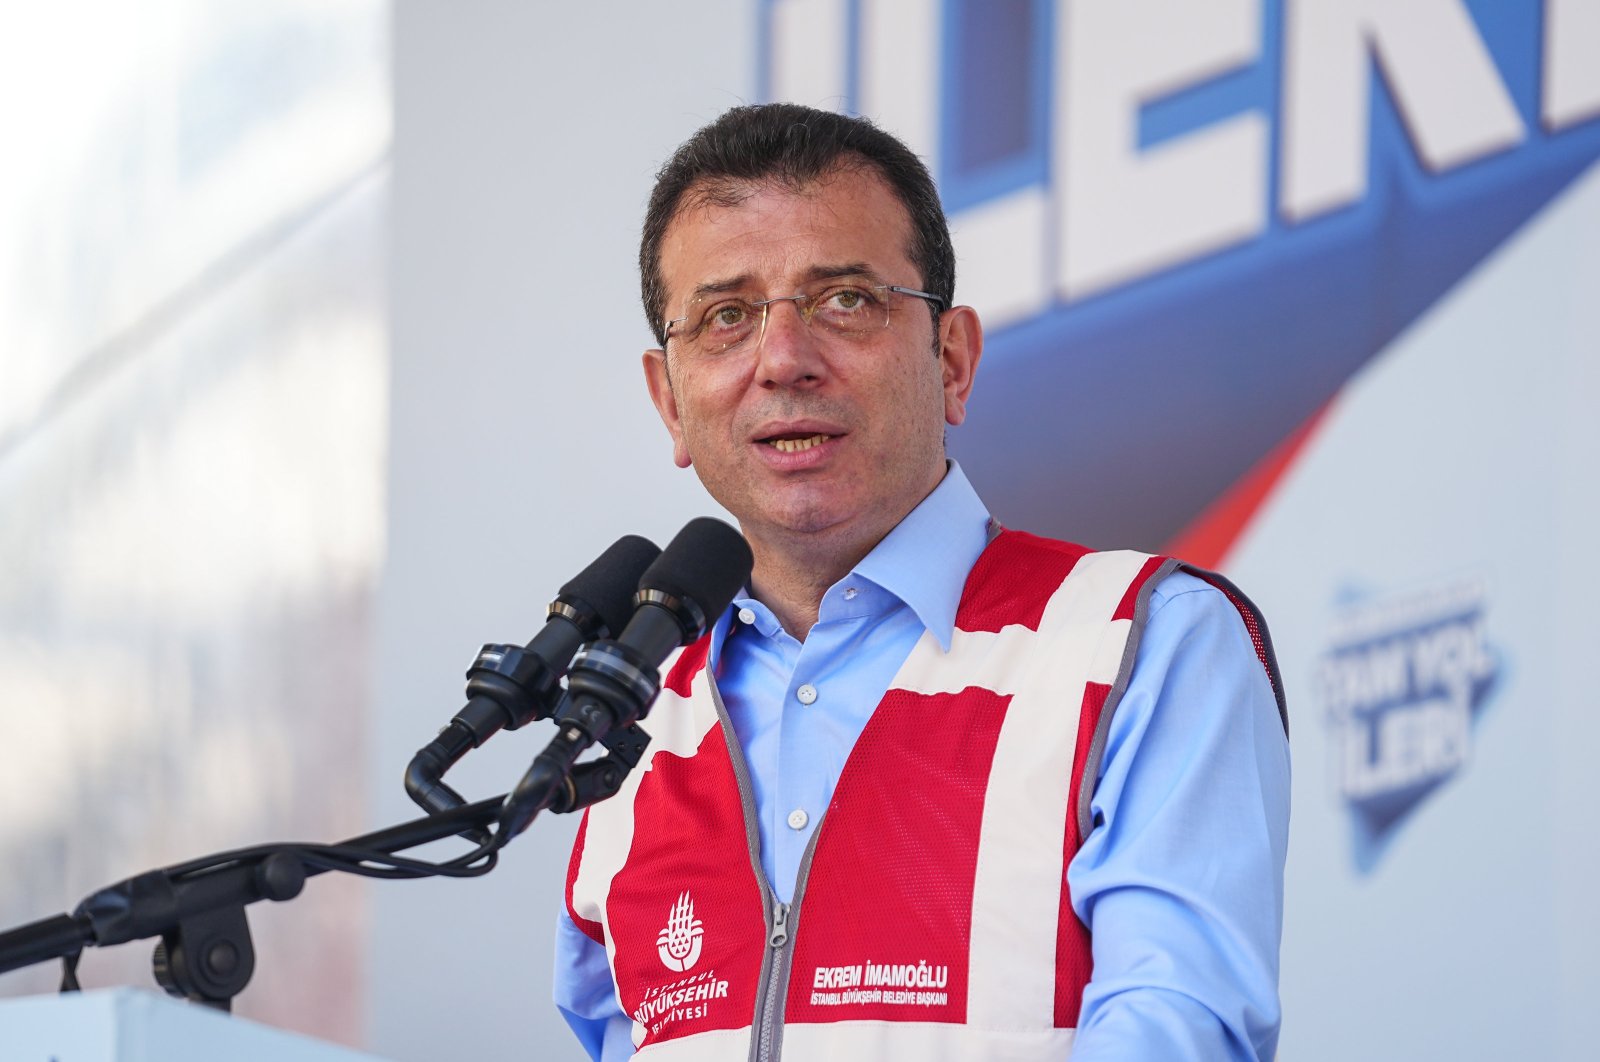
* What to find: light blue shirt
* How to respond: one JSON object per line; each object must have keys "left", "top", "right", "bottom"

{"left": 553, "top": 462, "right": 1290, "bottom": 1060}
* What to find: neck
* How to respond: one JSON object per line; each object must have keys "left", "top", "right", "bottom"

{"left": 740, "top": 461, "right": 951, "bottom": 639}
{"left": 743, "top": 482, "right": 941, "bottom": 639}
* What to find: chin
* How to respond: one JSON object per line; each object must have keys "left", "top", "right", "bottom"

{"left": 767, "top": 509, "right": 846, "bottom": 537}
{"left": 791, "top": 509, "right": 897, "bottom": 548}
{"left": 755, "top": 497, "right": 857, "bottom": 539}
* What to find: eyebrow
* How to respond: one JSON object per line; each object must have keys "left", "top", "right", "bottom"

{"left": 685, "top": 263, "right": 886, "bottom": 303}
{"left": 801, "top": 262, "right": 881, "bottom": 285}
{"left": 687, "top": 274, "right": 753, "bottom": 301}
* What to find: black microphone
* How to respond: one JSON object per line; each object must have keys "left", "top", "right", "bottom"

{"left": 497, "top": 517, "right": 753, "bottom": 839}
{"left": 404, "top": 534, "right": 662, "bottom": 818}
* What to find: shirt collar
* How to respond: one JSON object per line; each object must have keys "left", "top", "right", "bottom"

{"left": 849, "top": 460, "right": 990, "bottom": 651}
{"left": 708, "top": 460, "right": 992, "bottom": 660}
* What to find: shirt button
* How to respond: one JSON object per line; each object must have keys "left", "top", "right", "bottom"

{"left": 737, "top": 607, "right": 756, "bottom": 625}
{"left": 843, "top": 587, "right": 858, "bottom": 600}
{"left": 796, "top": 683, "right": 818, "bottom": 705}
{"left": 787, "top": 808, "right": 809, "bottom": 830}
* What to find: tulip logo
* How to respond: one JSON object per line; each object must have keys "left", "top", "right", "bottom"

{"left": 655, "top": 891, "right": 704, "bottom": 972}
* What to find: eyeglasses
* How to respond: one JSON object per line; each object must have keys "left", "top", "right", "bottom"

{"left": 663, "top": 278, "right": 945, "bottom": 358}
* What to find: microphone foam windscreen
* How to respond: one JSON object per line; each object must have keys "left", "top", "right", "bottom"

{"left": 642, "top": 517, "right": 754, "bottom": 622}
{"left": 561, "top": 535, "right": 663, "bottom": 637}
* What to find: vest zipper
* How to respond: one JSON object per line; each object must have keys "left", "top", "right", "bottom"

{"left": 708, "top": 676, "right": 804, "bottom": 1062}
{"left": 752, "top": 901, "right": 790, "bottom": 1062}
{"left": 769, "top": 901, "right": 790, "bottom": 948}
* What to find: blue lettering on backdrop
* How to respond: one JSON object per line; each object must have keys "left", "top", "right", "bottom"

{"left": 1317, "top": 581, "right": 1500, "bottom": 871}
{"left": 758, "top": 0, "right": 1600, "bottom": 548}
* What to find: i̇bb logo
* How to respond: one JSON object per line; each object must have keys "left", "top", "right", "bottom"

{"left": 655, "top": 891, "right": 704, "bottom": 972}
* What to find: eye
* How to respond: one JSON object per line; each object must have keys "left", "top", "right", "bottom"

{"left": 698, "top": 300, "right": 754, "bottom": 334}
{"left": 812, "top": 286, "right": 889, "bottom": 332}
{"left": 825, "top": 286, "right": 876, "bottom": 315}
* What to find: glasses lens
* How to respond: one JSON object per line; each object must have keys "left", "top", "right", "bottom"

{"left": 808, "top": 284, "right": 891, "bottom": 334}
{"left": 675, "top": 296, "right": 758, "bottom": 356}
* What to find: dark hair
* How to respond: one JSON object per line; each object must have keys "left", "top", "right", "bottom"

{"left": 640, "top": 103, "right": 954, "bottom": 348}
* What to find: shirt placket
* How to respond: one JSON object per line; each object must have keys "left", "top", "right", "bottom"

{"left": 774, "top": 629, "right": 829, "bottom": 896}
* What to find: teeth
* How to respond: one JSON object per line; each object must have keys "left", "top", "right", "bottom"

{"left": 769, "top": 433, "right": 831, "bottom": 453}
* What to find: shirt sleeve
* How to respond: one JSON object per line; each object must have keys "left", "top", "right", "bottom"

{"left": 553, "top": 908, "right": 636, "bottom": 1060}
{"left": 1065, "top": 572, "right": 1291, "bottom": 1061}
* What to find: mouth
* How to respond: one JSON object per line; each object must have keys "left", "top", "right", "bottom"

{"left": 761, "top": 432, "right": 835, "bottom": 454}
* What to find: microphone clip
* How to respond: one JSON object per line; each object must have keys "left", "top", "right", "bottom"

{"left": 546, "top": 722, "right": 652, "bottom": 815}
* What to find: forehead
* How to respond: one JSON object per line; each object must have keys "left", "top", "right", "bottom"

{"left": 658, "top": 166, "right": 918, "bottom": 305}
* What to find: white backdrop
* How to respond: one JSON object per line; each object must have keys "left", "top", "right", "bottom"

{"left": 373, "top": 4, "right": 749, "bottom": 1059}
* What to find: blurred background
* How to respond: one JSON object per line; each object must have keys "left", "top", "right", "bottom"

{"left": 1, "top": 2, "right": 1596, "bottom": 1060}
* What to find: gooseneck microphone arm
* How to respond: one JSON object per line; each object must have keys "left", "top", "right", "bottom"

{"left": 0, "top": 796, "right": 505, "bottom": 1010}
{"left": 498, "top": 518, "right": 754, "bottom": 841}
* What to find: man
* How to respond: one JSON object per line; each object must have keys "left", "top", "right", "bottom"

{"left": 555, "top": 103, "right": 1289, "bottom": 1060}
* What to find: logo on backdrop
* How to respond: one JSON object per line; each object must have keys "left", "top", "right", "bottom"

{"left": 656, "top": 890, "right": 705, "bottom": 972}
{"left": 1317, "top": 579, "right": 1499, "bottom": 871}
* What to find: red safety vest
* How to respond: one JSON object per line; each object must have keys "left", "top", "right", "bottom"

{"left": 565, "top": 530, "right": 1283, "bottom": 1059}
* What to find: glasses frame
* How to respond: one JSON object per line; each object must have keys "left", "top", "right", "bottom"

{"left": 663, "top": 282, "right": 947, "bottom": 357}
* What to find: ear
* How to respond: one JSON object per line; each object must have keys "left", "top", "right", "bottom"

{"left": 936, "top": 306, "right": 983, "bottom": 427}
{"left": 643, "top": 348, "right": 693, "bottom": 468}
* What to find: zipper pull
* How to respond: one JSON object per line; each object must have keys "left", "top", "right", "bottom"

{"left": 769, "top": 902, "right": 790, "bottom": 948}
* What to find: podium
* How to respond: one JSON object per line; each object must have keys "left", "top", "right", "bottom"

{"left": 0, "top": 988, "right": 391, "bottom": 1062}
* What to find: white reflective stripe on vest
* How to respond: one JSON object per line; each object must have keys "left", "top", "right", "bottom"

{"left": 569, "top": 676, "right": 723, "bottom": 1031}
{"left": 966, "top": 549, "right": 1148, "bottom": 1030}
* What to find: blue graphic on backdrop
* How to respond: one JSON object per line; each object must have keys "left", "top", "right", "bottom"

{"left": 759, "top": 0, "right": 1600, "bottom": 549}
{"left": 1317, "top": 580, "right": 1499, "bottom": 871}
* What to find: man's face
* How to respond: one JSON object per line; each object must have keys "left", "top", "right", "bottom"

{"left": 643, "top": 166, "right": 981, "bottom": 559}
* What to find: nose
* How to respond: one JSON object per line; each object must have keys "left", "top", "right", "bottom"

{"left": 754, "top": 297, "right": 827, "bottom": 389}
